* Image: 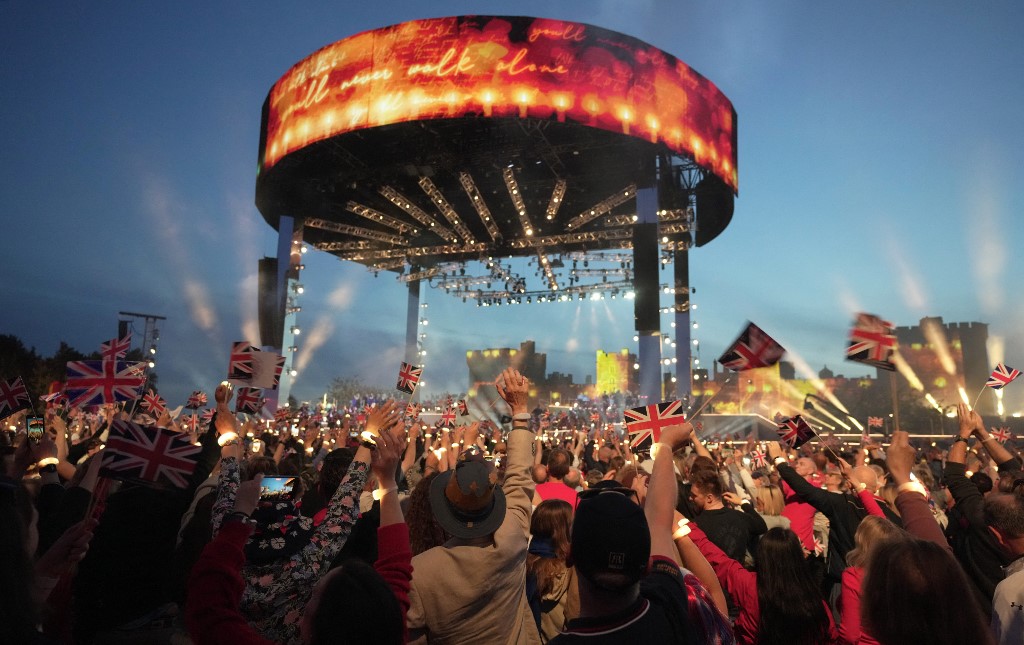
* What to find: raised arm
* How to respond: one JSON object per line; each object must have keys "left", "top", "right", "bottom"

{"left": 495, "top": 367, "right": 535, "bottom": 533}
{"left": 887, "top": 430, "right": 950, "bottom": 552}
{"left": 646, "top": 421, "right": 691, "bottom": 563}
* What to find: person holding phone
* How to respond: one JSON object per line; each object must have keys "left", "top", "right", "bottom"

{"left": 198, "top": 393, "right": 403, "bottom": 644}
{"left": 187, "top": 409, "right": 412, "bottom": 645}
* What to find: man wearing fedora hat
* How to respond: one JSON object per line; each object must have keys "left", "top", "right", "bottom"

{"left": 407, "top": 367, "right": 542, "bottom": 644}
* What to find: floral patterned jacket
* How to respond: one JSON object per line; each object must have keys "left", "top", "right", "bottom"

{"left": 211, "top": 456, "right": 369, "bottom": 644}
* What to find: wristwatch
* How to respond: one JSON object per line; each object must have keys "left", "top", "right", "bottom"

{"left": 952, "top": 436, "right": 970, "bottom": 445}
{"left": 225, "top": 511, "right": 257, "bottom": 527}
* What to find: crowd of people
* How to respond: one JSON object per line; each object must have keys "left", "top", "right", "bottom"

{"left": 3, "top": 365, "right": 1023, "bottom": 644}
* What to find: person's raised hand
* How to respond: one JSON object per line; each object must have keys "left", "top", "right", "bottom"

{"left": 766, "top": 441, "right": 785, "bottom": 460}
{"left": 31, "top": 433, "right": 59, "bottom": 465}
{"left": 234, "top": 474, "right": 263, "bottom": 516}
{"left": 495, "top": 368, "right": 529, "bottom": 415}
{"left": 372, "top": 422, "right": 407, "bottom": 486}
{"left": 215, "top": 382, "right": 233, "bottom": 407}
{"left": 659, "top": 420, "right": 694, "bottom": 452}
{"left": 956, "top": 402, "right": 984, "bottom": 439}
{"left": 364, "top": 400, "right": 401, "bottom": 442}
{"left": 886, "top": 430, "right": 917, "bottom": 485}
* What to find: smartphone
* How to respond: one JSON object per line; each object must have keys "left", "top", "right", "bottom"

{"left": 27, "top": 417, "right": 45, "bottom": 444}
{"left": 260, "top": 476, "right": 298, "bottom": 502}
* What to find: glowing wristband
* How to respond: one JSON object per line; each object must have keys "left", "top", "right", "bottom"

{"left": 37, "top": 457, "right": 59, "bottom": 467}
{"left": 896, "top": 481, "right": 928, "bottom": 497}
{"left": 217, "top": 431, "right": 239, "bottom": 447}
{"left": 373, "top": 486, "right": 399, "bottom": 501}
{"left": 673, "top": 517, "right": 692, "bottom": 540}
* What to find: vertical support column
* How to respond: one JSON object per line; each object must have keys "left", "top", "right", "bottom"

{"left": 405, "top": 276, "right": 420, "bottom": 366}
{"left": 271, "top": 216, "right": 294, "bottom": 409}
{"left": 633, "top": 185, "right": 662, "bottom": 404}
{"left": 674, "top": 249, "right": 692, "bottom": 404}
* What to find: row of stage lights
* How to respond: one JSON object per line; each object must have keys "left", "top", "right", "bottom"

{"left": 285, "top": 243, "right": 309, "bottom": 379}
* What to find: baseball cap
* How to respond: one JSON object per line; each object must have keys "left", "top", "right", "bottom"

{"left": 570, "top": 488, "right": 650, "bottom": 590}
{"left": 429, "top": 449, "right": 506, "bottom": 539}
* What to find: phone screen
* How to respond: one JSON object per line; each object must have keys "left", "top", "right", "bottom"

{"left": 27, "top": 417, "right": 45, "bottom": 444}
{"left": 260, "top": 476, "right": 298, "bottom": 502}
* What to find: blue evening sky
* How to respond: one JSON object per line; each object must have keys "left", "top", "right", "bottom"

{"left": 2, "top": 1, "right": 1022, "bottom": 413}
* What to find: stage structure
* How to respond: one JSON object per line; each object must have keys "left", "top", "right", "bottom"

{"left": 255, "top": 15, "right": 738, "bottom": 404}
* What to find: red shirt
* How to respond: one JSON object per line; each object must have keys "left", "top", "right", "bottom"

{"left": 536, "top": 481, "right": 578, "bottom": 509}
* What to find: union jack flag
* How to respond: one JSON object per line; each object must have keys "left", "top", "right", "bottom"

{"left": 590, "top": 412, "right": 600, "bottom": 423}
{"left": 100, "top": 420, "right": 202, "bottom": 488}
{"left": 251, "top": 351, "right": 286, "bottom": 390}
{"left": 813, "top": 536, "right": 826, "bottom": 557}
{"left": 0, "top": 376, "right": 32, "bottom": 420}
{"left": 41, "top": 381, "right": 66, "bottom": 409}
{"left": 776, "top": 415, "right": 815, "bottom": 449}
{"left": 718, "top": 322, "right": 785, "bottom": 371}
{"left": 235, "top": 387, "right": 264, "bottom": 414}
{"left": 181, "top": 413, "right": 199, "bottom": 433}
{"left": 396, "top": 362, "right": 422, "bottom": 394}
{"left": 624, "top": 400, "right": 686, "bottom": 450}
{"left": 846, "top": 313, "right": 896, "bottom": 371}
{"left": 987, "top": 363, "right": 1021, "bottom": 389}
{"left": 274, "top": 408, "right": 291, "bottom": 423}
{"left": 140, "top": 390, "right": 167, "bottom": 417}
{"left": 990, "top": 427, "right": 1014, "bottom": 444}
{"left": 228, "top": 341, "right": 257, "bottom": 381}
{"left": 100, "top": 333, "right": 132, "bottom": 361}
{"left": 405, "top": 403, "right": 420, "bottom": 419}
{"left": 439, "top": 406, "right": 457, "bottom": 428}
{"left": 201, "top": 408, "right": 216, "bottom": 425}
{"left": 186, "top": 391, "right": 208, "bottom": 409}
{"left": 457, "top": 399, "right": 469, "bottom": 416}
{"left": 868, "top": 416, "right": 884, "bottom": 428}
{"left": 749, "top": 448, "right": 769, "bottom": 470}
{"left": 65, "top": 361, "right": 146, "bottom": 408}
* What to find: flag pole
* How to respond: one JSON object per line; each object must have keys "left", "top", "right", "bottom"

{"left": 689, "top": 375, "right": 733, "bottom": 420}
{"left": 971, "top": 385, "right": 987, "bottom": 411}
{"left": 888, "top": 371, "right": 900, "bottom": 436}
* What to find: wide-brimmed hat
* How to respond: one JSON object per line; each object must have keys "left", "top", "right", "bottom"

{"left": 429, "top": 450, "right": 506, "bottom": 539}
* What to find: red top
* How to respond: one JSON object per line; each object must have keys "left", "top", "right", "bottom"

{"left": 689, "top": 524, "right": 838, "bottom": 645}
{"left": 781, "top": 477, "right": 818, "bottom": 552}
{"left": 839, "top": 566, "right": 880, "bottom": 645}
{"left": 536, "top": 481, "right": 579, "bottom": 509}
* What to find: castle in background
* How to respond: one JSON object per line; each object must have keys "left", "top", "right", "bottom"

{"left": 462, "top": 316, "right": 1021, "bottom": 434}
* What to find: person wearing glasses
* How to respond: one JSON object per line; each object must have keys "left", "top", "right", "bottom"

{"left": 406, "top": 368, "right": 542, "bottom": 645}
{"left": 550, "top": 420, "right": 734, "bottom": 644}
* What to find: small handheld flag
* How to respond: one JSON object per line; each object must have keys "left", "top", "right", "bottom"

{"left": 990, "top": 427, "right": 1014, "bottom": 444}
{"left": 396, "top": 362, "right": 422, "bottom": 394}
{"left": 100, "top": 333, "right": 132, "bottom": 361}
{"left": 749, "top": 448, "right": 769, "bottom": 470}
{"left": 718, "top": 322, "right": 785, "bottom": 371}
{"left": 140, "top": 390, "right": 167, "bottom": 417}
{"left": 867, "top": 416, "right": 884, "bottom": 428}
{"left": 439, "top": 406, "right": 457, "bottom": 428}
{"left": 987, "top": 363, "right": 1021, "bottom": 390}
{"left": 0, "top": 377, "right": 32, "bottom": 420}
{"left": 235, "top": 387, "right": 264, "bottom": 414}
{"left": 624, "top": 400, "right": 686, "bottom": 450}
{"left": 228, "top": 341, "right": 257, "bottom": 381}
{"left": 101, "top": 420, "right": 202, "bottom": 488}
{"left": 457, "top": 399, "right": 469, "bottom": 416}
{"left": 846, "top": 313, "right": 896, "bottom": 371}
{"left": 776, "top": 415, "right": 815, "bottom": 449}
{"left": 65, "top": 361, "right": 146, "bottom": 408}
{"left": 186, "top": 391, "right": 208, "bottom": 409}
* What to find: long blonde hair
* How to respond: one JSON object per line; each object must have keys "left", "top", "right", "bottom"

{"left": 754, "top": 485, "right": 785, "bottom": 516}
{"left": 846, "top": 515, "right": 905, "bottom": 568}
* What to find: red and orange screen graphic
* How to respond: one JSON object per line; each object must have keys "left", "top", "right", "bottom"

{"left": 261, "top": 16, "right": 737, "bottom": 192}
